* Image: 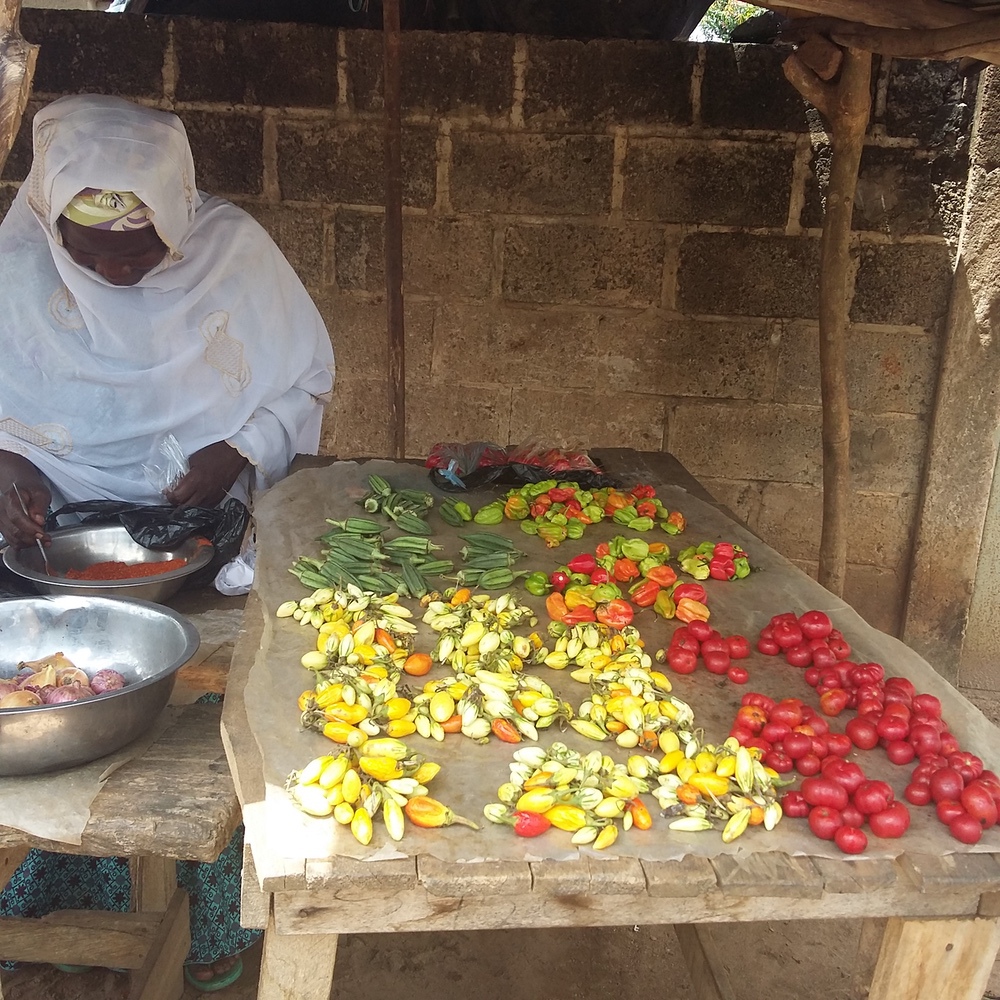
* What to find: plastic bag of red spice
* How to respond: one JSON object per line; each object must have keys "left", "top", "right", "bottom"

{"left": 426, "top": 440, "right": 612, "bottom": 492}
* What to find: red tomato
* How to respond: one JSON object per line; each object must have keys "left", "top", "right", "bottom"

{"left": 834, "top": 825, "right": 868, "bottom": 855}
{"left": 729, "top": 725, "right": 754, "bottom": 744}
{"left": 741, "top": 692, "right": 775, "bottom": 713}
{"left": 770, "top": 612, "right": 798, "bottom": 627}
{"left": 686, "top": 619, "right": 713, "bottom": 642}
{"left": 948, "top": 811, "right": 983, "bottom": 845}
{"left": 798, "top": 610, "right": 833, "bottom": 640}
{"left": 961, "top": 781, "right": 999, "bottom": 829}
{"left": 827, "top": 636, "right": 853, "bottom": 660}
{"left": 936, "top": 799, "right": 966, "bottom": 825}
{"left": 929, "top": 767, "right": 964, "bottom": 804}
{"left": 702, "top": 650, "right": 731, "bottom": 675}
{"left": 782, "top": 732, "right": 813, "bottom": 760}
{"left": 808, "top": 805, "right": 844, "bottom": 841}
{"left": 800, "top": 777, "right": 850, "bottom": 811}
{"left": 735, "top": 704, "right": 768, "bottom": 733}
{"left": 939, "top": 732, "right": 961, "bottom": 756}
{"left": 805, "top": 714, "right": 829, "bottom": 736}
{"left": 822, "top": 759, "right": 865, "bottom": 795}
{"left": 772, "top": 620, "right": 804, "bottom": 650}
{"left": 667, "top": 647, "right": 698, "bottom": 675}
{"left": 770, "top": 701, "right": 804, "bottom": 728}
{"left": 876, "top": 715, "right": 910, "bottom": 743}
{"left": 904, "top": 782, "right": 932, "bottom": 806}
{"left": 763, "top": 750, "right": 794, "bottom": 773}
{"left": 795, "top": 752, "right": 823, "bottom": 776}
{"left": 948, "top": 751, "right": 984, "bottom": 784}
{"left": 756, "top": 637, "right": 781, "bottom": 656}
{"left": 911, "top": 693, "right": 942, "bottom": 718}
{"left": 727, "top": 635, "right": 751, "bottom": 659}
{"left": 700, "top": 636, "right": 728, "bottom": 655}
{"left": 845, "top": 717, "right": 879, "bottom": 750}
{"left": 908, "top": 723, "right": 942, "bottom": 757}
{"left": 819, "top": 688, "right": 849, "bottom": 717}
{"left": 803, "top": 667, "right": 821, "bottom": 687}
{"left": 853, "top": 780, "right": 894, "bottom": 815}
{"left": 781, "top": 790, "right": 810, "bottom": 818}
{"left": 868, "top": 802, "right": 910, "bottom": 839}
{"left": 841, "top": 803, "right": 865, "bottom": 829}
{"left": 726, "top": 665, "right": 750, "bottom": 685}
{"left": 810, "top": 645, "right": 837, "bottom": 671}
{"left": 885, "top": 740, "right": 916, "bottom": 766}
{"left": 761, "top": 721, "right": 792, "bottom": 744}
{"left": 784, "top": 643, "right": 813, "bottom": 668}
{"left": 881, "top": 701, "right": 912, "bottom": 721}
{"left": 824, "top": 732, "right": 853, "bottom": 757}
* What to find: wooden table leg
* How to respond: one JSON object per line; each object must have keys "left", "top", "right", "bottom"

{"left": 867, "top": 915, "right": 1000, "bottom": 1000}
{"left": 674, "top": 924, "right": 736, "bottom": 1000}
{"left": 257, "top": 910, "right": 337, "bottom": 1000}
{"left": 0, "top": 847, "right": 28, "bottom": 1000}
{"left": 132, "top": 856, "right": 178, "bottom": 913}
{"left": 129, "top": 888, "right": 190, "bottom": 1000}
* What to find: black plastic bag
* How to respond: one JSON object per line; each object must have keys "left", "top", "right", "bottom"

{"left": 46, "top": 497, "right": 250, "bottom": 572}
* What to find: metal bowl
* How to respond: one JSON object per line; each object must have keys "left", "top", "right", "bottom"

{"left": 0, "top": 595, "right": 200, "bottom": 775}
{"left": 2, "top": 524, "right": 215, "bottom": 602}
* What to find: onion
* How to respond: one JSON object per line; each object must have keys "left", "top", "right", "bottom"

{"left": 56, "top": 666, "right": 91, "bottom": 688}
{"left": 44, "top": 684, "right": 95, "bottom": 704}
{"left": 20, "top": 665, "right": 56, "bottom": 689}
{"left": 0, "top": 680, "right": 18, "bottom": 699}
{"left": 90, "top": 668, "right": 127, "bottom": 694}
{"left": 0, "top": 690, "right": 43, "bottom": 709}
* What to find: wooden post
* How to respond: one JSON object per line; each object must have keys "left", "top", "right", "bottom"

{"left": 0, "top": 0, "right": 38, "bottom": 175}
{"left": 783, "top": 43, "right": 872, "bottom": 596}
{"left": 382, "top": 0, "right": 406, "bottom": 460}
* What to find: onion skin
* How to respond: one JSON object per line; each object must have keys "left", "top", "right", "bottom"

{"left": 0, "top": 680, "right": 17, "bottom": 700}
{"left": 90, "top": 669, "right": 126, "bottom": 694}
{"left": 56, "top": 667, "right": 91, "bottom": 688}
{"left": 44, "top": 685, "right": 95, "bottom": 704}
{"left": 0, "top": 690, "right": 43, "bottom": 709}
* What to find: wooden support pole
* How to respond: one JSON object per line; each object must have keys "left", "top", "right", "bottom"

{"left": 0, "top": 0, "right": 38, "bottom": 175}
{"left": 784, "top": 44, "right": 872, "bottom": 596}
{"left": 382, "top": 0, "right": 406, "bottom": 460}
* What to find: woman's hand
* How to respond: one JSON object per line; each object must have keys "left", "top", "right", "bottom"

{"left": 163, "top": 441, "right": 248, "bottom": 508}
{"left": 0, "top": 453, "right": 51, "bottom": 548}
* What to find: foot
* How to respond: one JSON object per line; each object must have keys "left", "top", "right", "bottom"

{"left": 187, "top": 956, "right": 239, "bottom": 983}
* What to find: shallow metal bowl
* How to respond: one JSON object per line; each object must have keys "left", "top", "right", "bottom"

{"left": 2, "top": 524, "right": 214, "bottom": 602}
{"left": 0, "top": 595, "right": 200, "bottom": 775}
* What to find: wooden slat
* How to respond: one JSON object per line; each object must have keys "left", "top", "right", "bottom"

{"left": 812, "top": 856, "right": 899, "bottom": 894}
{"left": 417, "top": 857, "right": 531, "bottom": 897}
{"left": 675, "top": 924, "right": 737, "bottom": 1000}
{"left": 867, "top": 915, "right": 1000, "bottom": 1000}
{"left": 131, "top": 856, "right": 177, "bottom": 913}
{"left": 711, "top": 852, "right": 824, "bottom": 898}
{"left": 299, "top": 856, "right": 416, "bottom": 895}
{"left": 529, "top": 858, "right": 592, "bottom": 895}
{"left": 0, "top": 846, "right": 28, "bottom": 889}
{"left": 258, "top": 909, "right": 337, "bottom": 1000}
{"left": 0, "top": 910, "right": 160, "bottom": 967}
{"left": 980, "top": 891, "right": 1000, "bottom": 917}
{"left": 642, "top": 857, "right": 718, "bottom": 897}
{"left": 129, "top": 888, "right": 190, "bottom": 1000}
{"left": 586, "top": 856, "right": 646, "bottom": 895}
{"left": 242, "top": 842, "right": 271, "bottom": 930}
{"left": 897, "top": 852, "right": 1000, "bottom": 893}
{"left": 761, "top": 0, "right": 981, "bottom": 30}
{"left": 175, "top": 642, "right": 233, "bottom": 694}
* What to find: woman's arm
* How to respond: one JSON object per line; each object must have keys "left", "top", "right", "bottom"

{"left": 0, "top": 451, "right": 52, "bottom": 547}
{"left": 162, "top": 441, "right": 248, "bottom": 508}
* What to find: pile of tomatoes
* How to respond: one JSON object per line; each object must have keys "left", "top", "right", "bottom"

{"left": 756, "top": 610, "right": 852, "bottom": 668}
{"left": 658, "top": 620, "right": 751, "bottom": 684}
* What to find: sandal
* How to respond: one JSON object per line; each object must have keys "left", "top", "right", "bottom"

{"left": 183, "top": 955, "right": 244, "bottom": 993}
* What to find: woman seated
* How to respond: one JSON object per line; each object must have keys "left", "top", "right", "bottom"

{"left": 0, "top": 92, "right": 336, "bottom": 991}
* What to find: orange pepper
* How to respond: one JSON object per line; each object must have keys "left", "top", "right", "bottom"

{"left": 545, "top": 592, "right": 568, "bottom": 621}
{"left": 627, "top": 798, "right": 653, "bottom": 831}
{"left": 675, "top": 598, "right": 710, "bottom": 624}
{"left": 676, "top": 783, "right": 701, "bottom": 805}
{"left": 613, "top": 557, "right": 640, "bottom": 583}
{"left": 595, "top": 542, "right": 611, "bottom": 558}
{"left": 491, "top": 718, "right": 522, "bottom": 743}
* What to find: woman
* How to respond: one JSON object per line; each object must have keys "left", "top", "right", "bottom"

{"left": 0, "top": 94, "right": 336, "bottom": 990}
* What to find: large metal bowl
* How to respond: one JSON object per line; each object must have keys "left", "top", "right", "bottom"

{"left": 0, "top": 595, "right": 200, "bottom": 775}
{"left": 2, "top": 524, "right": 215, "bottom": 602}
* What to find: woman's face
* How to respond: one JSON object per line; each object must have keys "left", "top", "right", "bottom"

{"left": 57, "top": 216, "right": 168, "bottom": 286}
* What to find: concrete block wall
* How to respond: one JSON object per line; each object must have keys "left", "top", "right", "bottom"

{"left": 0, "top": 11, "right": 977, "bottom": 636}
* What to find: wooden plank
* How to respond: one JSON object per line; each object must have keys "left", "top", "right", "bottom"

{"left": 417, "top": 857, "right": 531, "bottom": 897}
{"left": 0, "top": 0, "right": 39, "bottom": 176}
{"left": 642, "top": 857, "right": 718, "bottom": 897}
{"left": 897, "top": 852, "right": 1000, "bottom": 893}
{"left": 0, "top": 846, "right": 28, "bottom": 889}
{"left": 675, "top": 924, "right": 737, "bottom": 1000}
{"left": 132, "top": 856, "right": 177, "bottom": 913}
{"left": 812, "top": 856, "right": 899, "bottom": 894}
{"left": 302, "top": 856, "right": 417, "bottom": 895}
{"left": 242, "top": 842, "right": 271, "bottom": 930}
{"left": 175, "top": 642, "right": 233, "bottom": 694}
{"left": 586, "top": 856, "right": 646, "bottom": 895}
{"left": 130, "top": 888, "right": 190, "bottom": 1000}
{"left": 867, "top": 915, "right": 1000, "bottom": 1000}
{"left": 850, "top": 918, "right": 887, "bottom": 999}
{"left": 757, "top": 0, "right": 981, "bottom": 30}
{"left": 529, "top": 859, "right": 591, "bottom": 895}
{"left": 0, "top": 910, "right": 159, "bottom": 967}
{"left": 981, "top": 891, "right": 1000, "bottom": 918}
{"left": 258, "top": 909, "right": 337, "bottom": 1000}
{"left": 711, "top": 852, "right": 824, "bottom": 898}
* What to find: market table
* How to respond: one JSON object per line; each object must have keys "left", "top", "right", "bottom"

{"left": 222, "top": 449, "right": 1000, "bottom": 1000}
{"left": 0, "top": 587, "right": 245, "bottom": 1000}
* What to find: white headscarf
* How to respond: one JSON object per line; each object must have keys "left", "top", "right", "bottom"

{"left": 0, "top": 94, "right": 335, "bottom": 509}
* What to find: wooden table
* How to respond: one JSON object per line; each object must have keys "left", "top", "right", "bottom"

{"left": 223, "top": 450, "right": 1000, "bottom": 1000}
{"left": 0, "top": 587, "right": 245, "bottom": 1000}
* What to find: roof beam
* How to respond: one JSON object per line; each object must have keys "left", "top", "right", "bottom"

{"left": 761, "top": 0, "right": 981, "bottom": 30}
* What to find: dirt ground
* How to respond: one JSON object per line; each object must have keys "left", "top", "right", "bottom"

{"left": 3, "top": 922, "right": 1000, "bottom": 1000}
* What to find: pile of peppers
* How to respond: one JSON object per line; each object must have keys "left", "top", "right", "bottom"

{"left": 473, "top": 482, "right": 686, "bottom": 548}
{"left": 677, "top": 541, "right": 751, "bottom": 581}
{"left": 526, "top": 535, "right": 711, "bottom": 628}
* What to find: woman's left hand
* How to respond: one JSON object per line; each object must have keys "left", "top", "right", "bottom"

{"left": 164, "top": 441, "right": 248, "bottom": 508}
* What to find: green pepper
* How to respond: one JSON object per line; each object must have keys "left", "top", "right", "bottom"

{"left": 454, "top": 501, "right": 473, "bottom": 521}
{"left": 680, "top": 556, "right": 710, "bottom": 581}
{"left": 627, "top": 516, "right": 654, "bottom": 532}
{"left": 524, "top": 571, "right": 552, "bottom": 596}
{"left": 662, "top": 522, "right": 681, "bottom": 535}
{"left": 504, "top": 495, "right": 530, "bottom": 520}
{"left": 620, "top": 538, "right": 650, "bottom": 562}
{"left": 591, "top": 582, "right": 623, "bottom": 603}
{"left": 569, "top": 572, "right": 591, "bottom": 586}
{"left": 653, "top": 590, "right": 676, "bottom": 619}
{"left": 525, "top": 479, "right": 557, "bottom": 497}
{"left": 612, "top": 505, "right": 638, "bottom": 526}
{"left": 474, "top": 502, "right": 504, "bottom": 525}
{"left": 520, "top": 518, "right": 539, "bottom": 535}
{"left": 597, "top": 554, "right": 616, "bottom": 572}
{"left": 536, "top": 522, "right": 568, "bottom": 547}
{"left": 733, "top": 556, "right": 751, "bottom": 579}
{"left": 581, "top": 504, "right": 605, "bottom": 522}
{"left": 548, "top": 512, "right": 568, "bottom": 526}
{"left": 607, "top": 536, "right": 624, "bottom": 559}
{"left": 638, "top": 555, "right": 663, "bottom": 576}
{"left": 566, "top": 521, "right": 585, "bottom": 540}
{"left": 678, "top": 546, "right": 697, "bottom": 562}
{"left": 696, "top": 541, "right": 716, "bottom": 556}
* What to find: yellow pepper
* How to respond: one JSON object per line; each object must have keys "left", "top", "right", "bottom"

{"left": 544, "top": 804, "right": 588, "bottom": 832}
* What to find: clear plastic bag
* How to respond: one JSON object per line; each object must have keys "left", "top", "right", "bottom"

{"left": 142, "top": 433, "right": 189, "bottom": 496}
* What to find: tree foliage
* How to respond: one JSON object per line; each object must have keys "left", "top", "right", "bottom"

{"left": 697, "top": 0, "right": 765, "bottom": 41}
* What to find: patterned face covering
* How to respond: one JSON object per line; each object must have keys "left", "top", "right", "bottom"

{"left": 61, "top": 188, "right": 154, "bottom": 231}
